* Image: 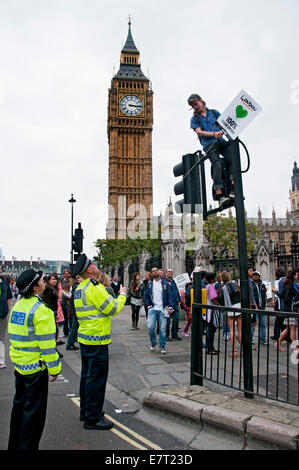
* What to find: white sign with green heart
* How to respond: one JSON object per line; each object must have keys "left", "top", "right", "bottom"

{"left": 217, "top": 89, "right": 262, "bottom": 140}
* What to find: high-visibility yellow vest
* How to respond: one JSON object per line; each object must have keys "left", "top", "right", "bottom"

{"left": 191, "top": 288, "right": 207, "bottom": 314}
{"left": 8, "top": 296, "right": 61, "bottom": 376}
{"left": 74, "top": 279, "right": 126, "bottom": 346}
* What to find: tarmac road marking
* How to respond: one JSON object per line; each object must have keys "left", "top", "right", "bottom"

{"left": 71, "top": 397, "right": 162, "bottom": 450}
{"left": 71, "top": 397, "right": 80, "bottom": 407}
{"left": 105, "top": 413, "right": 163, "bottom": 450}
{"left": 109, "top": 427, "right": 148, "bottom": 450}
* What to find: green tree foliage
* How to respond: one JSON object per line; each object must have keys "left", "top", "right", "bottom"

{"left": 203, "top": 213, "right": 260, "bottom": 257}
{"left": 94, "top": 235, "right": 161, "bottom": 270}
{"left": 95, "top": 214, "right": 259, "bottom": 269}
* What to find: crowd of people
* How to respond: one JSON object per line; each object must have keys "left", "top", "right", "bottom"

{"left": 0, "top": 265, "right": 190, "bottom": 363}
{"left": 1, "top": 264, "right": 298, "bottom": 367}
{"left": 2, "top": 256, "right": 299, "bottom": 450}
{"left": 108, "top": 268, "right": 185, "bottom": 354}
{"left": 2, "top": 263, "right": 298, "bottom": 367}
{"left": 182, "top": 267, "right": 299, "bottom": 357}
{"left": 0, "top": 265, "right": 191, "bottom": 369}
{"left": 183, "top": 270, "right": 243, "bottom": 356}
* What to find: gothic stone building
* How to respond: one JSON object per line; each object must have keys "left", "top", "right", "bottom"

{"left": 247, "top": 162, "right": 299, "bottom": 254}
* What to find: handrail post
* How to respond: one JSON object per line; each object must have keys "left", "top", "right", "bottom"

{"left": 190, "top": 272, "right": 203, "bottom": 386}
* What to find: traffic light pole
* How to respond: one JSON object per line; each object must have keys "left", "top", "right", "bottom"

{"left": 231, "top": 138, "right": 254, "bottom": 399}
{"left": 190, "top": 272, "right": 203, "bottom": 386}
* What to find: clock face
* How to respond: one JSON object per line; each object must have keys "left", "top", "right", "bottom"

{"left": 119, "top": 95, "right": 144, "bottom": 116}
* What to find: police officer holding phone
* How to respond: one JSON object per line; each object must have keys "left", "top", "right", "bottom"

{"left": 72, "top": 254, "right": 127, "bottom": 431}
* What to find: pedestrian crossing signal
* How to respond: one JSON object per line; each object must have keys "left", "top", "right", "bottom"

{"left": 72, "top": 223, "right": 83, "bottom": 256}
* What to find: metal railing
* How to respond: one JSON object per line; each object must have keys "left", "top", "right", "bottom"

{"left": 190, "top": 276, "right": 299, "bottom": 405}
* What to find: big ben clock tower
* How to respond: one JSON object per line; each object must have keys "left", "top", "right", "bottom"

{"left": 107, "top": 19, "right": 153, "bottom": 239}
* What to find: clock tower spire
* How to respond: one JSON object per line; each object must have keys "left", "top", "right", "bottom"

{"left": 114, "top": 18, "right": 148, "bottom": 81}
{"left": 107, "top": 20, "right": 153, "bottom": 240}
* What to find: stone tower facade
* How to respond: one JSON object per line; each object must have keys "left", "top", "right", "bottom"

{"left": 107, "top": 20, "right": 153, "bottom": 239}
{"left": 289, "top": 161, "right": 299, "bottom": 219}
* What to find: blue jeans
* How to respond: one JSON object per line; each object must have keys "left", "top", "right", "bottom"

{"left": 66, "top": 313, "right": 79, "bottom": 349}
{"left": 166, "top": 304, "right": 180, "bottom": 339}
{"left": 251, "top": 312, "right": 266, "bottom": 342}
{"left": 147, "top": 308, "right": 167, "bottom": 348}
{"left": 222, "top": 321, "right": 230, "bottom": 338}
{"left": 79, "top": 344, "right": 109, "bottom": 425}
{"left": 259, "top": 314, "right": 266, "bottom": 342}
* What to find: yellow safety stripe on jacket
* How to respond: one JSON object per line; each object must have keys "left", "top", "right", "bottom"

{"left": 74, "top": 279, "right": 126, "bottom": 346}
{"left": 8, "top": 296, "right": 61, "bottom": 376}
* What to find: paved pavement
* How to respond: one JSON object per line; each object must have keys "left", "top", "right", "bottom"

{"left": 61, "top": 305, "right": 299, "bottom": 450}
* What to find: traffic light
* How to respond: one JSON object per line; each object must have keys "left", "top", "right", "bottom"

{"left": 72, "top": 223, "right": 83, "bottom": 260}
{"left": 173, "top": 152, "right": 203, "bottom": 214}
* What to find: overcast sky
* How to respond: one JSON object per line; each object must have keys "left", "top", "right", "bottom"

{"left": 1, "top": 0, "right": 299, "bottom": 262}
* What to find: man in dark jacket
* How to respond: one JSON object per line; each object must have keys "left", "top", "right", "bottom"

{"left": 144, "top": 267, "right": 175, "bottom": 354}
{"left": 111, "top": 276, "right": 121, "bottom": 296}
{"left": 66, "top": 275, "right": 82, "bottom": 350}
{"left": 251, "top": 271, "right": 267, "bottom": 344}
{"left": 165, "top": 269, "right": 182, "bottom": 341}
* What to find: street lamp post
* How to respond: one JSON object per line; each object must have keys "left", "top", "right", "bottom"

{"left": 68, "top": 194, "right": 76, "bottom": 266}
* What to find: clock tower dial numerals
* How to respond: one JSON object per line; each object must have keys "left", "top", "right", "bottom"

{"left": 119, "top": 95, "right": 144, "bottom": 116}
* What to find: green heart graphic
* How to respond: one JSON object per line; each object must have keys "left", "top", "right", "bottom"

{"left": 236, "top": 105, "right": 248, "bottom": 119}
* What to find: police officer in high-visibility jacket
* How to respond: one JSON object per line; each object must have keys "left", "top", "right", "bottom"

{"left": 7, "top": 269, "right": 61, "bottom": 450}
{"left": 72, "top": 254, "right": 127, "bottom": 430}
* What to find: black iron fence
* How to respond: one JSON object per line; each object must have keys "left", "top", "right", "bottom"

{"left": 145, "top": 250, "right": 162, "bottom": 272}
{"left": 211, "top": 254, "right": 255, "bottom": 279}
{"left": 274, "top": 233, "right": 299, "bottom": 271}
{"left": 190, "top": 274, "right": 299, "bottom": 406}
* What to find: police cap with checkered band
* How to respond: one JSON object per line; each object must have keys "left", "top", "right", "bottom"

{"left": 16, "top": 269, "right": 43, "bottom": 295}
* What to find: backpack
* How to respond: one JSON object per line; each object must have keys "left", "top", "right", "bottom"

{"left": 282, "top": 284, "right": 297, "bottom": 312}
{"left": 226, "top": 281, "right": 241, "bottom": 305}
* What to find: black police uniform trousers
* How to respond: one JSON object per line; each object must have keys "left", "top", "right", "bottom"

{"left": 8, "top": 367, "right": 49, "bottom": 450}
{"left": 79, "top": 344, "right": 109, "bottom": 425}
